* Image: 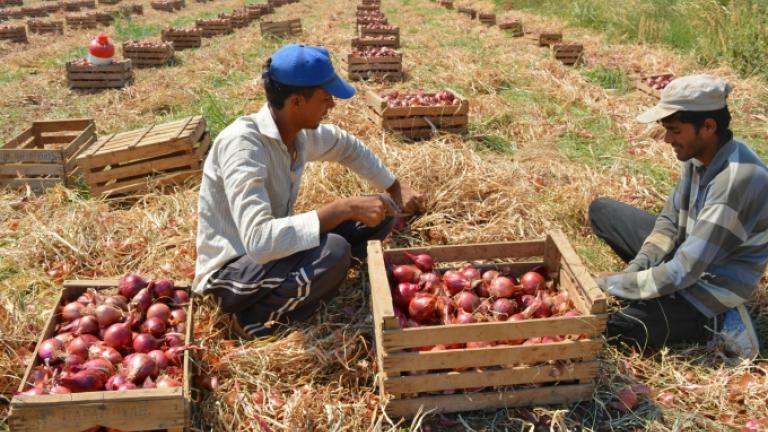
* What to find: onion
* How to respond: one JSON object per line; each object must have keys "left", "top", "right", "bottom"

{"left": 419, "top": 272, "right": 442, "bottom": 292}
{"left": 119, "top": 273, "right": 147, "bottom": 299}
{"left": 552, "top": 291, "right": 571, "bottom": 315}
{"left": 38, "top": 338, "right": 63, "bottom": 361}
{"left": 104, "top": 295, "right": 128, "bottom": 310}
{"left": 64, "top": 353, "right": 85, "bottom": 369}
{"left": 60, "top": 369, "right": 107, "bottom": 392}
{"left": 28, "top": 366, "right": 52, "bottom": 384}
{"left": 19, "top": 386, "right": 45, "bottom": 396}
{"left": 146, "top": 303, "right": 171, "bottom": 322}
{"left": 460, "top": 264, "right": 481, "bottom": 281}
{"left": 489, "top": 276, "right": 516, "bottom": 298}
{"left": 88, "top": 343, "right": 123, "bottom": 364}
{"left": 76, "top": 315, "right": 100, "bottom": 335}
{"left": 61, "top": 301, "right": 84, "bottom": 322}
{"left": 117, "top": 382, "right": 138, "bottom": 391}
{"left": 165, "top": 345, "right": 189, "bottom": 366}
{"left": 53, "top": 332, "right": 75, "bottom": 345}
{"left": 67, "top": 335, "right": 99, "bottom": 358}
{"left": 105, "top": 373, "right": 129, "bottom": 391}
{"left": 141, "top": 317, "right": 167, "bottom": 337}
{"left": 156, "top": 375, "right": 181, "bottom": 388}
{"left": 395, "top": 282, "right": 421, "bottom": 308}
{"left": 466, "top": 341, "right": 495, "bottom": 349}
{"left": 435, "top": 295, "right": 455, "bottom": 324}
{"left": 125, "top": 353, "right": 156, "bottom": 384}
{"left": 523, "top": 337, "right": 542, "bottom": 345}
{"left": 442, "top": 271, "right": 470, "bottom": 296}
{"left": 520, "top": 294, "right": 537, "bottom": 308}
{"left": 164, "top": 332, "right": 185, "bottom": 347}
{"left": 152, "top": 279, "right": 174, "bottom": 299}
{"left": 520, "top": 271, "right": 545, "bottom": 293}
{"left": 404, "top": 252, "right": 434, "bottom": 272}
{"left": 609, "top": 385, "right": 638, "bottom": 411}
{"left": 541, "top": 335, "right": 563, "bottom": 343}
{"left": 103, "top": 322, "right": 132, "bottom": 348}
{"left": 131, "top": 288, "right": 153, "bottom": 314}
{"left": 453, "top": 310, "right": 476, "bottom": 325}
{"left": 408, "top": 293, "right": 436, "bottom": 323}
{"left": 147, "top": 349, "right": 169, "bottom": 371}
{"left": 133, "top": 333, "right": 160, "bottom": 353}
{"left": 49, "top": 385, "right": 71, "bottom": 394}
{"left": 491, "top": 298, "right": 517, "bottom": 320}
{"left": 169, "top": 308, "right": 187, "bottom": 325}
{"left": 95, "top": 304, "right": 123, "bottom": 328}
{"left": 564, "top": 310, "right": 581, "bottom": 317}
{"left": 171, "top": 290, "right": 189, "bottom": 305}
{"left": 455, "top": 291, "right": 480, "bottom": 313}
{"left": 505, "top": 313, "right": 527, "bottom": 345}
{"left": 81, "top": 358, "right": 114, "bottom": 376}
{"left": 142, "top": 376, "right": 156, "bottom": 389}
{"left": 392, "top": 265, "right": 421, "bottom": 284}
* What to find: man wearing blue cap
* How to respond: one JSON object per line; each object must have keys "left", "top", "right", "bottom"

{"left": 588, "top": 75, "right": 767, "bottom": 359}
{"left": 193, "top": 44, "right": 424, "bottom": 338}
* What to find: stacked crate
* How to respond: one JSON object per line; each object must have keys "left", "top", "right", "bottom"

{"left": 196, "top": 18, "right": 232, "bottom": 38}
{"left": 161, "top": 27, "right": 201, "bottom": 49}
{"left": 365, "top": 89, "right": 469, "bottom": 140}
{"left": 65, "top": 59, "right": 133, "bottom": 89}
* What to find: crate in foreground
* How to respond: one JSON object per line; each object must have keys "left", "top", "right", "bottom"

{"left": 347, "top": 51, "right": 402, "bottom": 81}
{"left": 367, "top": 231, "right": 607, "bottom": 418}
{"left": 365, "top": 89, "right": 468, "bottom": 139}
{"left": 161, "top": 27, "right": 201, "bottom": 49}
{"left": 8, "top": 279, "right": 194, "bottom": 432}
{"left": 77, "top": 116, "right": 209, "bottom": 196}
{"left": 259, "top": 18, "right": 301, "bottom": 38}
{"left": 122, "top": 40, "right": 174, "bottom": 67}
{"left": 552, "top": 43, "right": 583, "bottom": 66}
{"left": 66, "top": 59, "right": 133, "bottom": 90}
{"left": 0, "top": 119, "right": 96, "bottom": 192}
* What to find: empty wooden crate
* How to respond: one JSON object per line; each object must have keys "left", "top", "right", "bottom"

{"left": 0, "top": 119, "right": 96, "bottom": 192}
{"left": 367, "top": 230, "right": 607, "bottom": 418}
{"left": 76, "top": 116, "right": 210, "bottom": 196}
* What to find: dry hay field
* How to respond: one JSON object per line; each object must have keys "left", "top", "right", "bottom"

{"left": 1, "top": 0, "right": 768, "bottom": 429}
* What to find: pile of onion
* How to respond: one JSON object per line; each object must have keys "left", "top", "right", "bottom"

{"left": 390, "top": 253, "right": 583, "bottom": 349}
{"left": 18, "top": 274, "right": 192, "bottom": 396}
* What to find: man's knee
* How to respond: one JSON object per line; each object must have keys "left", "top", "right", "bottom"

{"left": 588, "top": 197, "right": 615, "bottom": 232}
{"left": 320, "top": 233, "right": 352, "bottom": 275}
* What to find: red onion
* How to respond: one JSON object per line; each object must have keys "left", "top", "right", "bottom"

{"left": 60, "top": 369, "right": 107, "bottom": 392}
{"left": 61, "top": 301, "right": 84, "bottom": 322}
{"left": 442, "top": 271, "right": 470, "bottom": 296}
{"left": 435, "top": 295, "right": 455, "bottom": 324}
{"left": 164, "top": 332, "right": 185, "bottom": 348}
{"left": 552, "top": 291, "right": 571, "bottom": 315}
{"left": 466, "top": 341, "right": 495, "bottom": 349}
{"left": 81, "top": 358, "right": 114, "bottom": 376}
{"left": 95, "top": 304, "right": 123, "bottom": 328}
{"left": 65, "top": 353, "right": 85, "bottom": 369}
{"left": 117, "top": 382, "right": 138, "bottom": 391}
{"left": 49, "top": 385, "right": 71, "bottom": 394}
{"left": 520, "top": 271, "right": 545, "bottom": 293}
{"left": 104, "top": 295, "right": 128, "bottom": 310}
{"left": 19, "top": 386, "right": 45, "bottom": 396}
{"left": 147, "top": 349, "right": 169, "bottom": 371}
{"left": 133, "top": 333, "right": 160, "bottom": 353}
{"left": 67, "top": 335, "right": 99, "bottom": 358}
{"left": 403, "top": 252, "right": 434, "bottom": 272}
{"left": 28, "top": 366, "right": 52, "bottom": 384}
{"left": 142, "top": 376, "right": 156, "bottom": 389}
{"left": 395, "top": 282, "right": 420, "bottom": 308}
{"left": 489, "top": 276, "right": 516, "bottom": 298}
{"left": 141, "top": 317, "right": 167, "bottom": 337}
{"left": 131, "top": 287, "right": 152, "bottom": 314}
{"left": 156, "top": 375, "right": 181, "bottom": 388}
{"left": 541, "top": 335, "right": 564, "bottom": 343}
{"left": 419, "top": 272, "right": 442, "bottom": 292}
{"left": 408, "top": 293, "right": 436, "bottom": 323}
{"left": 564, "top": 310, "right": 581, "bottom": 317}
{"left": 38, "top": 338, "right": 63, "bottom": 361}
{"left": 392, "top": 265, "right": 421, "bottom": 283}
{"left": 169, "top": 308, "right": 187, "bottom": 326}
{"left": 152, "top": 278, "right": 174, "bottom": 299}
{"left": 76, "top": 315, "right": 100, "bottom": 335}
{"left": 460, "top": 264, "right": 481, "bottom": 281}
{"left": 88, "top": 343, "right": 123, "bottom": 364}
{"left": 455, "top": 290, "right": 480, "bottom": 313}
{"left": 53, "top": 332, "right": 75, "bottom": 345}
{"left": 610, "top": 385, "right": 638, "bottom": 412}
{"left": 106, "top": 374, "right": 129, "bottom": 391}
{"left": 125, "top": 353, "right": 156, "bottom": 384}
{"left": 103, "top": 322, "right": 132, "bottom": 348}
{"left": 119, "top": 273, "right": 147, "bottom": 299}
{"left": 165, "top": 345, "right": 189, "bottom": 366}
{"left": 146, "top": 302, "right": 171, "bottom": 322}
{"left": 453, "top": 310, "right": 476, "bottom": 325}
{"left": 520, "top": 294, "right": 537, "bottom": 308}
{"left": 394, "top": 307, "right": 408, "bottom": 328}
{"left": 171, "top": 289, "right": 189, "bottom": 305}
{"left": 523, "top": 337, "right": 543, "bottom": 345}
{"left": 492, "top": 298, "right": 517, "bottom": 320}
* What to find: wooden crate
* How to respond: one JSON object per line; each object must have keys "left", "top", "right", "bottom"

{"left": 352, "top": 35, "right": 398, "bottom": 49}
{"left": 260, "top": 18, "right": 301, "bottom": 38}
{"left": 634, "top": 72, "right": 675, "bottom": 99}
{"left": 65, "top": 13, "right": 97, "bottom": 29}
{"left": 8, "top": 279, "right": 194, "bottom": 432}
{"left": 122, "top": 40, "right": 174, "bottom": 67}
{"left": 27, "top": 18, "right": 63, "bottom": 34}
{"left": 438, "top": 0, "right": 453, "bottom": 9}
{"left": 20, "top": 6, "right": 48, "bottom": 17}
{"left": 478, "top": 12, "right": 495, "bottom": 26}
{"left": 498, "top": 19, "right": 523, "bottom": 37}
{"left": 359, "top": 25, "right": 399, "bottom": 45}
{"left": 0, "top": 119, "right": 96, "bottom": 192}
{"left": 538, "top": 31, "right": 562, "bottom": 46}
{"left": 457, "top": 6, "right": 476, "bottom": 19}
{"left": 553, "top": 43, "right": 583, "bottom": 66}
{"left": 367, "top": 231, "right": 608, "bottom": 418}
{"left": 356, "top": 16, "right": 387, "bottom": 26}
{"left": 356, "top": 4, "right": 378, "bottom": 12}
{"left": 196, "top": 18, "right": 232, "bottom": 38}
{"left": 150, "top": 0, "right": 174, "bottom": 11}
{"left": 99, "top": 0, "right": 122, "bottom": 5}
{"left": 365, "top": 89, "right": 469, "bottom": 139}
{"left": 244, "top": 3, "right": 272, "bottom": 16}
{"left": 41, "top": 2, "right": 60, "bottom": 12}
{"left": 0, "top": 0, "right": 22, "bottom": 6}
{"left": 66, "top": 60, "right": 133, "bottom": 90}
{"left": 0, "top": 25, "right": 27, "bottom": 42}
{"left": 77, "top": 116, "right": 209, "bottom": 196}
{"left": 122, "top": 3, "right": 142, "bottom": 15}
{"left": 90, "top": 10, "right": 114, "bottom": 26}
{"left": 161, "top": 27, "right": 201, "bottom": 49}
{"left": 347, "top": 52, "right": 402, "bottom": 81}
{"left": 218, "top": 11, "right": 249, "bottom": 28}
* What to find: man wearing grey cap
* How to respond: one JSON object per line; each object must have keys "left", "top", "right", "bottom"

{"left": 589, "top": 75, "right": 767, "bottom": 359}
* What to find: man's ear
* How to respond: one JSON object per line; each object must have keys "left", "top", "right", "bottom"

{"left": 700, "top": 118, "right": 718, "bottom": 138}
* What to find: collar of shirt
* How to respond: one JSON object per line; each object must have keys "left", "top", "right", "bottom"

{"left": 252, "top": 103, "right": 305, "bottom": 167}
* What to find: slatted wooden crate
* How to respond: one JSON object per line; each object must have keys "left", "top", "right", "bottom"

{"left": 365, "top": 89, "right": 469, "bottom": 140}
{"left": 8, "top": 279, "right": 194, "bottom": 432}
{"left": 0, "top": 119, "right": 96, "bottom": 192}
{"left": 260, "top": 18, "right": 301, "bottom": 38}
{"left": 77, "top": 116, "right": 209, "bottom": 196}
{"left": 552, "top": 43, "right": 583, "bottom": 66}
{"left": 498, "top": 19, "right": 523, "bottom": 37}
{"left": 150, "top": 0, "right": 174, "bottom": 11}
{"left": 27, "top": 18, "right": 63, "bottom": 34}
{"left": 347, "top": 52, "right": 402, "bottom": 81}
{"left": 195, "top": 18, "right": 231, "bottom": 37}
{"left": 0, "top": 24, "right": 27, "bottom": 42}
{"left": 0, "top": 0, "right": 22, "bottom": 6}
{"left": 478, "top": 12, "right": 495, "bottom": 26}
{"left": 122, "top": 40, "right": 174, "bottom": 67}
{"left": 244, "top": 3, "right": 272, "bottom": 16}
{"left": 538, "top": 31, "right": 562, "bottom": 46}
{"left": 634, "top": 72, "right": 674, "bottom": 99}
{"left": 119, "top": 3, "right": 142, "bottom": 15}
{"left": 352, "top": 35, "right": 398, "bottom": 49}
{"left": 61, "top": 0, "right": 95, "bottom": 11}
{"left": 356, "top": 15, "right": 387, "bottom": 26}
{"left": 438, "top": 0, "right": 453, "bottom": 9}
{"left": 66, "top": 60, "right": 133, "bottom": 89}
{"left": 367, "top": 230, "right": 608, "bottom": 418}
{"left": 0, "top": 9, "right": 9, "bottom": 21}
{"left": 20, "top": 6, "right": 48, "bottom": 17}
{"left": 90, "top": 10, "right": 113, "bottom": 26}
{"left": 161, "top": 27, "right": 201, "bottom": 49}
{"left": 218, "top": 11, "right": 249, "bottom": 28}
{"left": 65, "top": 13, "right": 97, "bottom": 29}
{"left": 41, "top": 2, "right": 59, "bottom": 12}
{"left": 356, "top": 4, "right": 378, "bottom": 12}
{"left": 359, "top": 25, "right": 399, "bottom": 45}
{"left": 456, "top": 6, "right": 476, "bottom": 18}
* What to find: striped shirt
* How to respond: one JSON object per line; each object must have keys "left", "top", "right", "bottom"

{"left": 597, "top": 137, "right": 768, "bottom": 317}
{"left": 193, "top": 104, "right": 396, "bottom": 294}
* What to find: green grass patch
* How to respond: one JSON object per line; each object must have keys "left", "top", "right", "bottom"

{"left": 473, "top": 134, "right": 516, "bottom": 154}
{"left": 581, "top": 65, "right": 631, "bottom": 93}
{"left": 0, "top": 69, "right": 27, "bottom": 84}
{"left": 113, "top": 16, "right": 161, "bottom": 42}
{"left": 198, "top": 92, "right": 248, "bottom": 138}
{"left": 44, "top": 47, "right": 88, "bottom": 67}
{"left": 208, "top": 70, "right": 249, "bottom": 88}
{"left": 556, "top": 105, "right": 627, "bottom": 166}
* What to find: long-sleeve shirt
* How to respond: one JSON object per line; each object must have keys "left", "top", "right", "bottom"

{"left": 597, "top": 137, "right": 768, "bottom": 317}
{"left": 193, "top": 104, "right": 396, "bottom": 294}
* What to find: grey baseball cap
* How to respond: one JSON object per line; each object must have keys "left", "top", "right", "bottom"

{"left": 636, "top": 74, "right": 733, "bottom": 123}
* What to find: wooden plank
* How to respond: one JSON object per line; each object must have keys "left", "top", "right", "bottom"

{"left": 0, "top": 163, "right": 64, "bottom": 176}
{"left": 83, "top": 139, "right": 192, "bottom": 170}
{"left": 549, "top": 230, "right": 606, "bottom": 313}
{"left": 381, "top": 315, "right": 607, "bottom": 351}
{"left": 384, "top": 240, "right": 546, "bottom": 264}
{"left": 367, "top": 241, "right": 399, "bottom": 330}
{"left": 30, "top": 119, "right": 92, "bottom": 132}
{"left": 128, "top": 124, "right": 155, "bottom": 149}
{"left": 94, "top": 169, "right": 200, "bottom": 196}
{"left": 62, "top": 123, "right": 96, "bottom": 160}
{"left": 382, "top": 340, "right": 601, "bottom": 373}
{"left": 0, "top": 149, "right": 62, "bottom": 163}
{"left": 385, "top": 383, "right": 594, "bottom": 418}
{"left": 385, "top": 360, "right": 599, "bottom": 394}
{"left": 85, "top": 152, "right": 199, "bottom": 184}
{"left": 2, "top": 127, "right": 33, "bottom": 149}
{"left": 382, "top": 115, "right": 468, "bottom": 129}
{"left": 39, "top": 135, "right": 78, "bottom": 145}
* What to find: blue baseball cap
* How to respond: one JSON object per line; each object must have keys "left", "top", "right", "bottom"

{"left": 266, "top": 44, "right": 355, "bottom": 99}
